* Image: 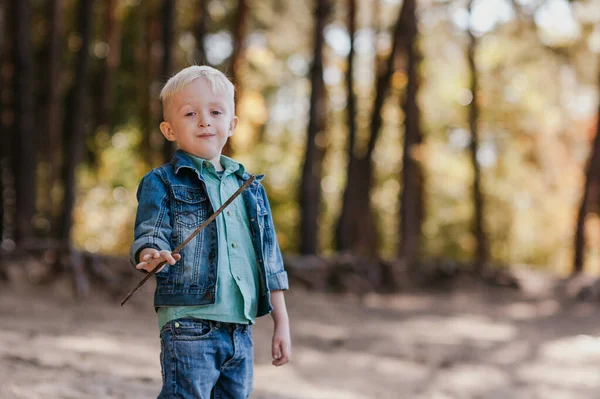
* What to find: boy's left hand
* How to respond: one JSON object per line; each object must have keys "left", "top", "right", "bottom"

{"left": 272, "top": 322, "right": 291, "bottom": 366}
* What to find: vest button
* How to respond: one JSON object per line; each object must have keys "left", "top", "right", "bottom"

{"left": 204, "top": 292, "right": 212, "bottom": 300}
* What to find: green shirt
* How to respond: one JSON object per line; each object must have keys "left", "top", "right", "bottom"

{"left": 157, "top": 154, "right": 260, "bottom": 330}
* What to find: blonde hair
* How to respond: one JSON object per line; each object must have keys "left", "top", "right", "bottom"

{"left": 160, "top": 65, "right": 235, "bottom": 114}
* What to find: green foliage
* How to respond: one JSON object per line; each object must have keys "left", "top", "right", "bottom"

{"left": 73, "top": 126, "right": 148, "bottom": 255}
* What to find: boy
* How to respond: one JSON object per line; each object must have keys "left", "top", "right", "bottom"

{"left": 129, "top": 65, "right": 291, "bottom": 399}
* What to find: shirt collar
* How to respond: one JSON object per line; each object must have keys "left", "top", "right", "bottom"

{"left": 172, "top": 150, "right": 246, "bottom": 179}
{"left": 219, "top": 154, "right": 247, "bottom": 178}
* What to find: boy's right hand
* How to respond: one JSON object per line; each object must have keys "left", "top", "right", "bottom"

{"left": 136, "top": 248, "right": 181, "bottom": 273}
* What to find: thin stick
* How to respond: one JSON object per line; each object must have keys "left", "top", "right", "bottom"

{"left": 120, "top": 175, "right": 256, "bottom": 306}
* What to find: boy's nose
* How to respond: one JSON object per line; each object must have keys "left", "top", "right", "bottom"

{"left": 198, "top": 121, "right": 211, "bottom": 127}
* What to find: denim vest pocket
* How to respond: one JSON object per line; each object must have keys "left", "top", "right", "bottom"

{"left": 172, "top": 186, "right": 210, "bottom": 229}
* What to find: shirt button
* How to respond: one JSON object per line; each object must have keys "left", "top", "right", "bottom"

{"left": 227, "top": 211, "right": 232, "bottom": 216}
{"left": 231, "top": 242, "right": 237, "bottom": 248}
{"left": 174, "top": 322, "right": 180, "bottom": 328}
{"left": 236, "top": 276, "right": 241, "bottom": 281}
{"left": 204, "top": 161, "right": 211, "bottom": 167}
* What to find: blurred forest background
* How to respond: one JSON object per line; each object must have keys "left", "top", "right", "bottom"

{"left": 2, "top": 0, "right": 600, "bottom": 291}
{"left": 6, "top": 1, "right": 600, "bottom": 398}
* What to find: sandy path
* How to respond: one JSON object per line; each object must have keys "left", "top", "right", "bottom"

{"left": 2, "top": 270, "right": 600, "bottom": 399}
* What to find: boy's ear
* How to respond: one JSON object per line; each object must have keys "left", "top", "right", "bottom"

{"left": 228, "top": 117, "right": 239, "bottom": 137}
{"left": 160, "top": 121, "right": 176, "bottom": 142}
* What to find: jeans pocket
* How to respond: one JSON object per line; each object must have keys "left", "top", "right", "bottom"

{"left": 171, "top": 318, "right": 214, "bottom": 341}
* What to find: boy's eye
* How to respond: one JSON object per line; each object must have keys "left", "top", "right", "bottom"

{"left": 211, "top": 110, "right": 222, "bottom": 116}
{"left": 185, "top": 112, "right": 196, "bottom": 117}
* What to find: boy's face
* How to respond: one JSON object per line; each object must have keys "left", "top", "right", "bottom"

{"left": 160, "top": 78, "right": 237, "bottom": 164}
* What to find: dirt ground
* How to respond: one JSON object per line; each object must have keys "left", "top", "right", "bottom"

{"left": 3, "top": 266, "right": 600, "bottom": 399}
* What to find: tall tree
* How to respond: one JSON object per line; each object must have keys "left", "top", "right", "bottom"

{"left": 0, "top": 0, "right": 6, "bottom": 248}
{"left": 194, "top": 0, "right": 209, "bottom": 65}
{"left": 222, "top": 0, "right": 249, "bottom": 156}
{"left": 336, "top": 1, "right": 406, "bottom": 256}
{"left": 229, "top": 0, "right": 248, "bottom": 98}
{"left": 336, "top": 0, "right": 369, "bottom": 254}
{"left": 0, "top": 0, "right": 4, "bottom": 279}
{"left": 12, "top": 0, "right": 36, "bottom": 245}
{"left": 344, "top": 0, "right": 357, "bottom": 175}
{"left": 99, "top": 0, "right": 122, "bottom": 131}
{"left": 60, "top": 0, "right": 93, "bottom": 248}
{"left": 299, "top": 0, "right": 330, "bottom": 255}
{"left": 136, "top": 0, "right": 161, "bottom": 163}
{"left": 161, "top": 0, "right": 175, "bottom": 163}
{"left": 1, "top": 0, "right": 16, "bottom": 251}
{"left": 398, "top": 0, "right": 423, "bottom": 266}
{"left": 467, "top": 0, "right": 488, "bottom": 272}
{"left": 573, "top": 67, "right": 600, "bottom": 274}
{"left": 39, "top": 0, "right": 64, "bottom": 234}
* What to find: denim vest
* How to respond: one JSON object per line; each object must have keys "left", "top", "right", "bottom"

{"left": 129, "top": 150, "right": 289, "bottom": 317}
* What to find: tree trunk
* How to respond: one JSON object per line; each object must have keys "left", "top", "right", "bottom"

{"left": 60, "top": 0, "right": 93, "bottom": 244}
{"left": 100, "top": 0, "right": 122, "bottom": 131}
{"left": 0, "top": 0, "right": 6, "bottom": 248}
{"left": 467, "top": 0, "right": 488, "bottom": 272}
{"left": 59, "top": 0, "right": 93, "bottom": 296}
{"left": 336, "top": 156, "right": 375, "bottom": 255}
{"left": 0, "top": 158, "right": 3, "bottom": 279}
{"left": 573, "top": 71, "right": 600, "bottom": 273}
{"left": 344, "top": 0, "right": 357, "bottom": 179}
{"left": 299, "top": 0, "right": 330, "bottom": 255}
{"left": 161, "top": 0, "right": 175, "bottom": 163}
{"left": 0, "top": 0, "right": 3, "bottom": 206}
{"left": 1, "top": 0, "right": 16, "bottom": 250}
{"left": 335, "top": 0, "right": 364, "bottom": 254}
{"left": 336, "top": 0, "right": 405, "bottom": 256}
{"left": 136, "top": 0, "right": 160, "bottom": 163}
{"left": 229, "top": 0, "right": 248, "bottom": 101}
{"left": 222, "top": 0, "right": 249, "bottom": 157}
{"left": 194, "top": 0, "right": 209, "bottom": 65}
{"left": 398, "top": 0, "right": 423, "bottom": 266}
{"left": 12, "top": 0, "right": 36, "bottom": 245}
{"left": 39, "top": 0, "right": 64, "bottom": 236}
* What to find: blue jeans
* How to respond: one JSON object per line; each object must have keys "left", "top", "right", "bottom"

{"left": 158, "top": 318, "right": 254, "bottom": 399}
